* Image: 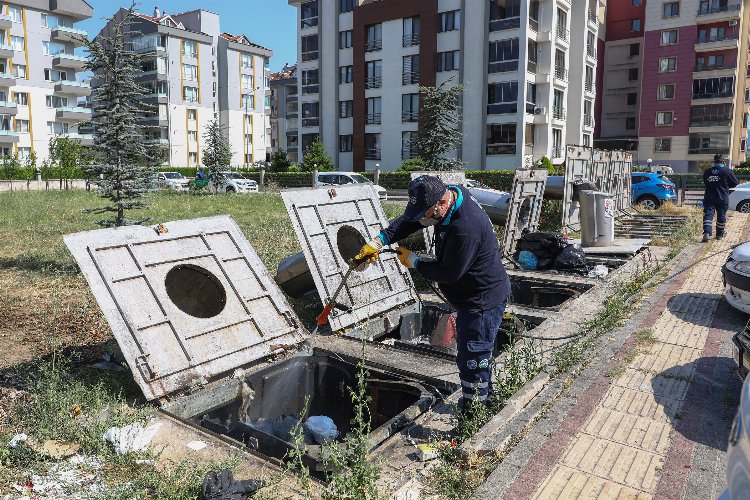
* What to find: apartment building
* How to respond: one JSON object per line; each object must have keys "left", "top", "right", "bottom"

{"left": 270, "top": 63, "right": 300, "bottom": 163}
{"left": 0, "top": 1, "right": 93, "bottom": 161}
{"left": 289, "top": 0, "right": 605, "bottom": 172}
{"left": 598, "top": 0, "right": 750, "bottom": 172}
{"left": 95, "top": 7, "right": 272, "bottom": 168}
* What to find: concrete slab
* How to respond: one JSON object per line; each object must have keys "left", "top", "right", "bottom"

{"left": 569, "top": 238, "right": 651, "bottom": 255}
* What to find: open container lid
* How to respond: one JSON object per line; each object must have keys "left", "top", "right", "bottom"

{"left": 501, "top": 169, "right": 548, "bottom": 258}
{"left": 64, "top": 215, "right": 308, "bottom": 401}
{"left": 281, "top": 185, "right": 418, "bottom": 333}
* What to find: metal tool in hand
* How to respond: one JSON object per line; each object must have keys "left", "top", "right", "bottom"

{"left": 315, "top": 248, "right": 399, "bottom": 325}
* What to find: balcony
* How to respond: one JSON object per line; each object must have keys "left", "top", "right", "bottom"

{"left": 52, "top": 53, "right": 87, "bottom": 70}
{"left": 688, "top": 146, "right": 729, "bottom": 155}
{"left": 585, "top": 81, "right": 595, "bottom": 94}
{"left": 301, "top": 50, "right": 318, "bottom": 62}
{"left": 0, "top": 72, "right": 16, "bottom": 87}
{"left": 552, "top": 106, "right": 566, "bottom": 120}
{"left": 300, "top": 16, "right": 318, "bottom": 29}
{"left": 365, "top": 113, "right": 381, "bottom": 125}
{"left": 0, "top": 43, "right": 15, "bottom": 58}
{"left": 286, "top": 118, "right": 298, "bottom": 130}
{"left": 401, "top": 147, "right": 419, "bottom": 160}
{"left": 529, "top": 17, "right": 539, "bottom": 32}
{"left": 0, "top": 101, "right": 17, "bottom": 115}
{"left": 51, "top": 26, "right": 87, "bottom": 46}
{"left": 554, "top": 66, "right": 568, "bottom": 82}
{"left": 551, "top": 146, "right": 563, "bottom": 159}
{"left": 586, "top": 45, "right": 597, "bottom": 60}
{"left": 486, "top": 144, "right": 516, "bottom": 155}
{"left": 695, "top": 33, "right": 739, "bottom": 51}
{"left": 365, "top": 38, "right": 382, "bottom": 52}
{"left": 488, "top": 60, "right": 519, "bottom": 73}
{"left": 133, "top": 44, "right": 167, "bottom": 54}
{"left": 403, "top": 33, "right": 420, "bottom": 47}
{"left": 56, "top": 106, "right": 91, "bottom": 120}
{"left": 139, "top": 116, "right": 169, "bottom": 128}
{"left": 696, "top": 3, "right": 741, "bottom": 22}
{"left": 555, "top": 26, "right": 570, "bottom": 43}
{"left": 0, "top": 130, "right": 19, "bottom": 142}
{"left": 365, "top": 76, "right": 382, "bottom": 89}
{"left": 365, "top": 148, "right": 381, "bottom": 160}
{"left": 401, "top": 111, "right": 418, "bottom": 123}
{"left": 692, "top": 91, "right": 734, "bottom": 102}
{"left": 302, "top": 117, "right": 319, "bottom": 127}
{"left": 584, "top": 115, "right": 595, "bottom": 128}
{"left": 64, "top": 133, "right": 94, "bottom": 146}
{"left": 490, "top": 16, "right": 521, "bottom": 32}
{"left": 402, "top": 71, "right": 419, "bottom": 85}
{"left": 143, "top": 137, "right": 169, "bottom": 146}
{"left": 487, "top": 102, "right": 518, "bottom": 115}
{"left": 588, "top": 10, "right": 599, "bottom": 26}
{"left": 54, "top": 80, "right": 91, "bottom": 96}
{"left": 689, "top": 118, "right": 732, "bottom": 128}
{"left": 138, "top": 92, "right": 169, "bottom": 104}
{"left": 527, "top": 60, "right": 537, "bottom": 73}
{"left": 0, "top": 13, "right": 12, "bottom": 29}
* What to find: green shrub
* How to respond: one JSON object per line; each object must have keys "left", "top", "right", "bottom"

{"left": 398, "top": 157, "right": 427, "bottom": 172}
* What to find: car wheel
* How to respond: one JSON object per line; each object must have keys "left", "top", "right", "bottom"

{"left": 638, "top": 196, "right": 660, "bottom": 211}
{"left": 738, "top": 200, "right": 750, "bottom": 213}
{"left": 226, "top": 187, "right": 235, "bottom": 194}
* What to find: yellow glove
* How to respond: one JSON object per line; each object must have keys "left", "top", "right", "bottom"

{"left": 396, "top": 247, "right": 419, "bottom": 269}
{"left": 354, "top": 236, "right": 384, "bottom": 267}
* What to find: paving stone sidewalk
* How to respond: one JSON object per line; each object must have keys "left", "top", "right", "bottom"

{"left": 475, "top": 212, "right": 750, "bottom": 500}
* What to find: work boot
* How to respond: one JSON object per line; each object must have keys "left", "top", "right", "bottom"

{"left": 702, "top": 233, "right": 711, "bottom": 243}
{"left": 717, "top": 233, "right": 726, "bottom": 241}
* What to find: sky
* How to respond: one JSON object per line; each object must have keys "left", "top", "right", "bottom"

{"left": 78, "top": 0, "right": 298, "bottom": 72}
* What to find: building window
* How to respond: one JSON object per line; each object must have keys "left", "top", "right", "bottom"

{"left": 188, "top": 152, "right": 198, "bottom": 165}
{"left": 663, "top": 2, "right": 680, "bottom": 17}
{"left": 488, "top": 38, "right": 519, "bottom": 73}
{"left": 402, "top": 93, "right": 419, "bottom": 122}
{"left": 301, "top": 134, "right": 318, "bottom": 152}
{"left": 689, "top": 133, "right": 730, "bottom": 154}
{"left": 241, "top": 74, "right": 254, "bottom": 89}
{"left": 661, "top": 29, "right": 678, "bottom": 45}
{"left": 340, "top": 0, "right": 355, "bottom": 14}
{"left": 339, "top": 30, "right": 353, "bottom": 49}
{"left": 486, "top": 124, "right": 516, "bottom": 155}
{"left": 12, "top": 64, "right": 25, "bottom": 78}
{"left": 42, "top": 13, "right": 72, "bottom": 28}
{"left": 182, "top": 40, "right": 197, "bottom": 57}
{"left": 301, "top": 69, "right": 319, "bottom": 94}
{"left": 47, "top": 121, "right": 69, "bottom": 134}
{"left": 188, "top": 130, "right": 198, "bottom": 142}
{"left": 583, "top": 135, "right": 591, "bottom": 147}
{"left": 44, "top": 68, "right": 67, "bottom": 82}
{"left": 626, "top": 117, "right": 636, "bottom": 129}
{"left": 657, "top": 84, "right": 675, "bottom": 100}
{"left": 46, "top": 95, "right": 68, "bottom": 108}
{"left": 14, "top": 92, "right": 28, "bottom": 106}
{"left": 439, "top": 10, "right": 461, "bottom": 32}
{"left": 182, "top": 63, "right": 198, "bottom": 81}
{"left": 402, "top": 55, "right": 419, "bottom": 84}
{"left": 302, "top": 102, "right": 319, "bottom": 127}
{"left": 366, "top": 60, "right": 382, "bottom": 89}
{"left": 8, "top": 6, "right": 21, "bottom": 22}
{"left": 437, "top": 50, "right": 460, "bottom": 72}
{"left": 241, "top": 53, "right": 252, "bottom": 69}
{"left": 339, "top": 100, "right": 353, "bottom": 118}
{"left": 366, "top": 23, "right": 382, "bottom": 51}
{"left": 183, "top": 86, "right": 199, "bottom": 102}
{"left": 630, "top": 43, "right": 640, "bottom": 56}
{"left": 403, "top": 16, "right": 420, "bottom": 47}
{"left": 14, "top": 119, "right": 29, "bottom": 132}
{"left": 659, "top": 57, "right": 677, "bottom": 72}
{"left": 655, "top": 138, "right": 671, "bottom": 152}
{"left": 402, "top": 131, "right": 418, "bottom": 159}
{"left": 632, "top": 0, "right": 642, "bottom": 4}
{"left": 11, "top": 36, "right": 25, "bottom": 51}
{"left": 366, "top": 97, "right": 381, "bottom": 124}
{"left": 693, "top": 77, "right": 734, "bottom": 99}
{"left": 696, "top": 54, "right": 726, "bottom": 71}
{"left": 300, "top": 0, "right": 318, "bottom": 29}
{"left": 628, "top": 68, "right": 639, "bottom": 81}
{"left": 301, "top": 34, "right": 319, "bottom": 61}
{"left": 691, "top": 103, "right": 733, "bottom": 126}
{"left": 627, "top": 92, "right": 638, "bottom": 105}
{"left": 490, "top": 0, "right": 521, "bottom": 31}
{"left": 241, "top": 93, "right": 254, "bottom": 109}
{"left": 584, "top": 66, "right": 594, "bottom": 93}
{"left": 487, "top": 82, "right": 519, "bottom": 114}
{"left": 188, "top": 109, "right": 197, "bottom": 121}
{"left": 656, "top": 111, "right": 673, "bottom": 126}
{"left": 17, "top": 147, "right": 30, "bottom": 159}
{"left": 339, "top": 134, "right": 353, "bottom": 152}
{"left": 631, "top": 18, "right": 641, "bottom": 31}
{"left": 339, "top": 65, "right": 353, "bottom": 84}
{"left": 365, "top": 133, "right": 381, "bottom": 159}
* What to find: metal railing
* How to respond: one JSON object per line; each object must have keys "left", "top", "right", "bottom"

{"left": 697, "top": 3, "right": 740, "bottom": 15}
{"left": 402, "top": 71, "right": 419, "bottom": 85}
{"left": 588, "top": 10, "right": 599, "bottom": 25}
{"left": 585, "top": 81, "right": 595, "bottom": 94}
{"left": 551, "top": 146, "right": 562, "bottom": 158}
{"left": 556, "top": 26, "right": 569, "bottom": 42}
{"left": 365, "top": 148, "right": 381, "bottom": 160}
{"left": 301, "top": 16, "right": 318, "bottom": 28}
{"left": 552, "top": 106, "right": 566, "bottom": 119}
{"left": 554, "top": 66, "right": 568, "bottom": 81}
{"left": 688, "top": 146, "right": 730, "bottom": 154}
{"left": 486, "top": 144, "right": 516, "bottom": 155}
{"left": 694, "top": 63, "right": 736, "bottom": 72}
{"left": 302, "top": 117, "right": 319, "bottom": 127}
{"left": 527, "top": 60, "right": 537, "bottom": 73}
{"left": 587, "top": 46, "right": 597, "bottom": 58}
{"left": 301, "top": 84, "right": 319, "bottom": 95}
{"left": 401, "top": 147, "right": 418, "bottom": 160}
{"left": 365, "top": 76, "right": 382, "bottom": 89}
{"left": 301, "top": 51, "right": 318, "bottom": 62}
{"left": 487, "top": 102, "right": 518, "bottom": 115}
{"left": 696, "top": 33, "right": 739, "bottom": 44}
{"left": 53, "top": 25, "right": 88, "bottom": 36}
{"left": 692, "top": 91, "right": 734, "bottom": 99}
{"left": 529, "top": 17, "right": 539, "bottom": 32}
{"left": 584, "top": 115, "right": 594, "bottom": 127}
{"left": 365, "top": 38, "right": 382, "bottom": 51}
{"left": 401, "top": 111, "right": 419, "bottom": 122}
{"left": 402, "top": 33, "right": 420, "bottom": 47}
{"left": 366, "top": 113, "right": 381, "bottom": 125}
{"left": 689, "top": 119, "right": 732, "bottom": 127}
{"left": 489, "top": 16, "right": 521, "bottom": 32}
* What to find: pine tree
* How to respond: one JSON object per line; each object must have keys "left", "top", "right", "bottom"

{"left": 416, "top": 79, "right": 465, "bottom": 171}
{"left": 202, "top": 118, "right": 233, "bottom": 191}
{"left": 270, "top": 148, "right": 291, "bottom": 172}
{"left": 301, "top": 138, "right": 334, "bottom": 172}
{"left": 83, "top": 7, "right": 155, "bottom": 227}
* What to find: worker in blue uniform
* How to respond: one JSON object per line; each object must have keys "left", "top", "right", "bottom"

{"left": 355, "top": 175, "right": 511, "bottom": 412}
{"left": 702, "top": 154, "right": 738, "bottom": 242}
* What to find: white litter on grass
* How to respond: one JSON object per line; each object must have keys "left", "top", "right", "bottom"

{"left": 8, "top": 455, "right": 104, "bottom": 500}
{"left": 186, "top": 440, "right": 207, "bottom": 451}
{"left": 103, "top": 422, "right": 162, "bottom": 454}
{"left": 8, "top": 433, "right": 27, "bottom": 448}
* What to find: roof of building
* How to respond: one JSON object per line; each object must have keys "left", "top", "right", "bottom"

{"left": 132, "top": 11, "right": 186, "bottom": 30}
{"left": 270, "top": 63, "right": 296, "bottom": 81}
{"left": 220, "top": 32, "right": 271, "bottom": 52}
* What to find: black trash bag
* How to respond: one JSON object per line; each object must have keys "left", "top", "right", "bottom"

{"left": 554, "top": 244, "right": 588, "bottom": 273}
{"left": 514, "top": 232, "right": 568, "bottom": 270}
{"left": 202, "top": 470, "right": 266, "bottom": 500}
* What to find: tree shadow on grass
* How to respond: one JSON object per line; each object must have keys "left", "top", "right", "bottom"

{"left": 0, "top": 254, "right": 79, "bottom": 277}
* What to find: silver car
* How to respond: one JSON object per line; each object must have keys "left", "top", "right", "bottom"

{"left": 724, "top": 368, "right": 750, "bottom": 499}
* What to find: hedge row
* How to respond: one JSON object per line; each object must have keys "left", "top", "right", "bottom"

{"left": 0, "top": 167, "right": 89, "bottom": 181}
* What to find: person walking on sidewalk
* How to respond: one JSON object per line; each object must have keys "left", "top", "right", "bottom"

{"left": 354, "top": 175, "right": 511, "bottom": 413}
{"left": 702, "top": 154, "right": 738, "bottom": 242}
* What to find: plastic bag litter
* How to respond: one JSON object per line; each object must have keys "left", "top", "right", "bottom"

{"left": 102, "top": 422, "right": 162, "bottom": 454}
{"left": 8, "top": 433, "right": 27, "bottom": 448}
{"left": 588, "top": 264, "right": 608, "bottom": 278}
{"left": 271, "top": 415, "right": 300, "bottom": 441}
{"left": 554, "top": 244, "right": 588, "bottom": 273}
{"left": 517, "top": 250, "right": 538, "bottom": 270}
{"left": 303, "top": 416, "right": 339, "bottom": 444}
{"left": 515, "top": 232, "right": 568, "bottom": 270}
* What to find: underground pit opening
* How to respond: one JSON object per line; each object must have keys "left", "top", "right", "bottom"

{"left": 165, "top": 264, "right": 227, "bottom": 318}
{"left": 336, "top": 225, "right": 367, "bottom": 268}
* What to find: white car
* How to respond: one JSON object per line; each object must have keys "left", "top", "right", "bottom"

{"left": 154, "top": 172, "right": 189, "bottom": 191}
{"left": 730, "top": 182, "right": 750, "bottom": 213}
{"left": 215, "top": 171, "right": 259, "bottom": 194}
{"left": 316, "top": 172, "right": 387, "bottom": 201}
{"left": 723, "top": 241, "right": 750, "bottom": 315}
{"left": 723, "top": 367, "right": 750, "bottom": 499}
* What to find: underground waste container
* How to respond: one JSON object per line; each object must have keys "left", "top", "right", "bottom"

{"left": 579, "top": 190, "right": 615, "bottom": 247}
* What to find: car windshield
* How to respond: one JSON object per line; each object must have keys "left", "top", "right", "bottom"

{"left": 224, "top": 173, "right": 247, "bottom": 180}
{"left": 350, "top": 174, "right": 370, "bottom": 184}
{"left": 658, "top": 175, "right": 672, "bottom": 184}
{"left": 163, "top": 173, "right": 184, "bottom": 179}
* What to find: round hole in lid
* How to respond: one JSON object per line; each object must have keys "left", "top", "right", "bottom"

{"left": 336, "top": 225, "right": 367, "bottom": 270}
{"left": 165, "top": 264, "right": 227, "bottom": 318}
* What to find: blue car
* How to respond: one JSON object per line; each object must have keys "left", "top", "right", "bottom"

{"left": 631, "top": 172, "right": 676, "bottom": 210}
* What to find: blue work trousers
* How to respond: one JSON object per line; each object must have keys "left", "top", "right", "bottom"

{"left": 455, "top": 302, "right": 506, "bottom": 405}
{"left": 703, "top": 202, "right": 728, "bottom": 237}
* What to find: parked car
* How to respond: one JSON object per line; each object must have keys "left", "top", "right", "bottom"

{"left": 153, "top": 172, "right": 189, "bottom": 191}
{"left": 723, "top": 366, "right": 750, "bottom": 499}
{"left": 316, "top": 172, "right": 387, "bottom": 201}
{"left": 631, "top": 172, "right": 676, "bottom": 210}
{"left": 729, "top": 182, "right": 750, "bottom": 213}
{"left": 191, "top": 172, "right": 259, "bottom": 193}
{"left": 722, "top": 240, "right": 750, "bottom": 315}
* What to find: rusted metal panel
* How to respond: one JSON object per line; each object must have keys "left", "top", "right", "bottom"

{"left": 561, "top": 146, "right": 594, "bottom": 231}
{"left": 501, "top": 169, "right": 548, "bottom": 258}
{"left": 64, "top": 216, "right": 307, "bottom": 401}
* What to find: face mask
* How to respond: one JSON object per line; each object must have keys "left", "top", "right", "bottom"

{"left": 419, "top": 217, "right": 440, "bottom": 227}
